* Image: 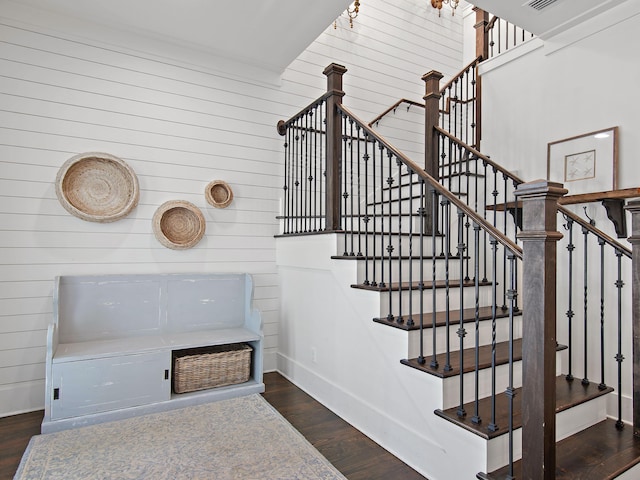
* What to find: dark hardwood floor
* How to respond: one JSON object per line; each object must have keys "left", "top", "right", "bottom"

{"left": 0, "top": 372, "right": 427, "bottom": 480}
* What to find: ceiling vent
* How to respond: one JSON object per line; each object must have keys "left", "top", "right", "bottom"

{"left": 524, "top": 0, "right": 559, "bottom": 11}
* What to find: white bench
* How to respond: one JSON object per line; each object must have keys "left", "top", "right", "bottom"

{"left": 42, "top": 273, "right": 264, "bottom": 433}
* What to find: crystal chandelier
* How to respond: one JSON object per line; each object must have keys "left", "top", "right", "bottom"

{"left": 431, "top": 0, "right": 459, "bottom": 16}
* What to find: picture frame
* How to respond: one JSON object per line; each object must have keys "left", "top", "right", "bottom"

{"left": 546, "top": 126, "right": 618, "bottom": 195}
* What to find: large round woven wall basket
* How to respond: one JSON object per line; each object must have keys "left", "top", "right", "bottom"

{"left": 153, "top": 200, "right": 206, "bottom": 250}
{"left": 205, "top": 180, "right": 233, "bottom": 209}
{"left": 55, "top": 152, "right": 139, "bottom": 223}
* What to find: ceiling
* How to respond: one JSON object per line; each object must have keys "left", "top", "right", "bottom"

{"left": 11, "top": 0, "right": 353, "bottom": 73}
{"left": 9, "top": 0, "right": 629, "bottom": 73}
{"left": 470, "top": 0, "right": 631, "bottom": 38}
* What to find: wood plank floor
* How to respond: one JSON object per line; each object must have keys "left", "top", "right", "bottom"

{"left": 0, "top": 372, "right": 427, "bottom": 480}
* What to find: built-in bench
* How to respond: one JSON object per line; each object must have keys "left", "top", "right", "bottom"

{"left": 42, "top": 273, "right": 264, "bottom": 433}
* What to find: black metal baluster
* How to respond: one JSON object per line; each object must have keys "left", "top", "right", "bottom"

{"left": 356, "top": 125, "right": 363, "bottom": 256}
{"left": 311, "top": 105, "right": 317, "bottom": 232}
{"left": 443, "top": 198, "right": 452, "bottom": 372}
{"left": 303, "top": 113, "right": 308, "bottom": 233}
{"left": 430, "top": 186, "right": 439, "bottom": 369}
{"left": 418, "top": 179, "right": 427, "bottom": 366}
{"left": 294, "top": 119, "right": 300, "bottom": 233}
{"left": 407, "top": 167, "right": 414, "bottom": 327}
{"left": 502, "top": 174, "right": 508, "bottom": 310}
{"left": 396, "top": 158, "right": 404, "bottom": 325}
{"left": 472, "top": 223, "right": 482, "bottom": 425}
{"left": 457, "top": 208, "right": 467, "bottom": 417}
{"left": 565, "top": 216, "right": 575, "bottom": 381}
{"left": 349, "top": 118, "right": 355, "bottom": 255}
{"left": 387, "top": 150, "right": 395, "bottom": 321}
{"left": 488, "top": 237, "right": 499, "bottom": 433}
{"left": 506, "top": 251, "right": 517, "bottom": 480}
{"left": 342, "top": 114, "right": 349, "bottom": 254}
{"left": 379, "top": 143, "right": 386, "bottom": 288}
{"left": 582, "top": 226, "right": 590, "bottom": 385}
{"left": 598, "top": 237, "right": 607, "bottom": 390}
{"left": 283, "top": 125, "right": 290, "bottom": 234}
{"left": 371, "top": 139, "right": 378, "bottom": 286}
{"left": 615, "top": 248, "right": 625, "bottom": 430}
{"left": 363, "top": 132, "right": 371, "bottom": 285}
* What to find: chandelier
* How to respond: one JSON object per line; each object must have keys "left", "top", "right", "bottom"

{"left": 334, "top": 0, "right": 361, "bottom": 29}
{"left": 431, "top": 0, "right": 459, "bottom": 16}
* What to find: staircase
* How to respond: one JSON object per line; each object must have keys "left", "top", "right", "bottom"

{"left": 274, "top": 47, "right": 640, "bottom": 479}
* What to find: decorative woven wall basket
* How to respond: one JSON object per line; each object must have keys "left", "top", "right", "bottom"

{"left": 152, "top": 200, "right": 206, "bottom": 250}
{"left": 55, "top": 152, "right": 139, "bottom": 223}
{"left": 205, "top": 180, "right": 233, "bottom": 208}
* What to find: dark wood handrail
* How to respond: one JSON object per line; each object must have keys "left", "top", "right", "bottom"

{"left": 435, "top": 126, "right": 632, "bottom": 258}
{"left": 368, "top": 98, "right": 424, "bottom": 127}
{"left": 277, "top": 91, "right": 332, "bottom": 135}
{"left": 439, "top": 55, "right": 482, "bottom": 94}
{"left": 339, "top": 104, "right": 522, "bottom": 259}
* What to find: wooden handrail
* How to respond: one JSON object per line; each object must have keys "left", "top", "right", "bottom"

{"left": 339, "top": 103, "right": 522, "bottom": 258}
{"left": 368, "top": 98, "right": 424, "bottom": 127}
{"left": 277, "top": 91, "right": 332, "bottom": 135}
{"left": 439, "top": 55, "right": 482, "bottom": 94}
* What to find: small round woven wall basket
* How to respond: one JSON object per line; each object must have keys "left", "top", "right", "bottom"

{"left": 55, "top": 152, "right": 139, "bottom": 223}
{"left": 152, "top": 200, "right": 206, "bottom": 250}
{"left": 205, "top": 180, "right": 233, "bottom": 209}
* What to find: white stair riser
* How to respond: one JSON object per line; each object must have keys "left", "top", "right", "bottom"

{"left": 377, "top": 285, "right": 495, "bottom": 318}
{"left": 407, "top": 314, "right": 522, "bottom": 358}
{"left": 351, "top": 257, "right": 466, "bottom": 283}
{"left": 441, "top": 350, "right": 566, "bottom": 409}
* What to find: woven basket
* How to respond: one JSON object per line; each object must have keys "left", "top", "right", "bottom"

{"left": 173, "top": 343, "right": 252, "bottom": 394}
{"left": 205, "top": 180, "right": 233, "bottom": 208}
{"left": 152, "top": 200, "right": 206, "bottom": 249}
{"left": 55, "top": 152, "right": 139, "bottom": 223}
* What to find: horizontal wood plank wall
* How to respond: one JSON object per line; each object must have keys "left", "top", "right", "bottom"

{"left": 0, "top": 0, "right": 464, "bottom": 416}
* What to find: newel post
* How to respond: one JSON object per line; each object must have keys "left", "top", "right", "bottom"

{"left": 474, "top": 7, "right": 489, "bottom": 60}
{"left": 626, "top": 200, "right": 640, "bottom": 436}
{"left": 422, "top": 70, "right": 443, "bottom": 179}
{"left": 324, "top": 63, "right": 347, "bottom": 232}
{"left": 515, "top": 179, "right": 567, "bottom": 480}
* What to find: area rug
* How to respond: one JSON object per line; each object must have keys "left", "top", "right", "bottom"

{"left": 14, "top": 394, "right": 347, "bottom": 480}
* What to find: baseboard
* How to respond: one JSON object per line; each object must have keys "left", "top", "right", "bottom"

{"left": 0, "top": 380, "right": 44, "bottom": 418}
{"left": 276, "top": 352, "right": 488, "bottom": 480}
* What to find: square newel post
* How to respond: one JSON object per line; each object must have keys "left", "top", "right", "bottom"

{"left": 626, "top": 200, "right": 640, "bottom": 437}
{"left": 423, "top": 70, "right": 443, "bottom": 234}
{"left": 515, "top": 179, "right": 567, "bottom": 480}
{"left": 324, "top": 63, "right": 347, "bottom": 232}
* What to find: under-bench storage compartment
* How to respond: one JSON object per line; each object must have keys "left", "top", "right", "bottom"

{"left": 173, "top": 343, "right": 253, "bottom": 394}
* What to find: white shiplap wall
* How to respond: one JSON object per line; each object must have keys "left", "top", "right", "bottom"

{"left": 0, "top": 0, "right": 464, "bottom": 416}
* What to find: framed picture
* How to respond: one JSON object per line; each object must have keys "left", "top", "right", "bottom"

{"left": 547, "top": 126, "right": 618, "bottom": 195}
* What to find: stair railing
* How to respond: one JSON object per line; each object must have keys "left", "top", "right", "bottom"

{"left": 434, "top": 124, "right": 635, "bottom": 478}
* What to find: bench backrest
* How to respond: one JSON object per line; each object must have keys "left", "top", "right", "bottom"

{"left": 54, "top": 273, "right": 254, "bottom": 343}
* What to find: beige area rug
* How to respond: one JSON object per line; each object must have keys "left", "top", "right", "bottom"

{"left": 15, "top": 395, "right": 347, "bottom": 480}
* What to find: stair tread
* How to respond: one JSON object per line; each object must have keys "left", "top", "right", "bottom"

{"left": 400, "top": 338, "right": 568, "bottom": 378}
{"left": 352, "top": 278, "right": 492, "bottom": 292}
{"left": 373, "top": 305, "right": 518, "bottom": 331}
{"left": 478, "top": 419, "right": 640, "bottom": 480}
{"left": 436, "top": 375, "right": 614, "bottom": 439}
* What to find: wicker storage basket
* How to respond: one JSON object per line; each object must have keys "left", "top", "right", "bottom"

{"left": 172, "top": 343, "right": 252, "bottom": 394}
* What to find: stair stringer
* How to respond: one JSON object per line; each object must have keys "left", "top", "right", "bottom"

{"left": 276, "top": 233, "right": 495, "bottom": 480}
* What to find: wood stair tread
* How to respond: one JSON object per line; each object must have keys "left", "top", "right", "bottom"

{"left": 373, "top": 305, "right": 518, "bottom": 331}
{"left": 477, "top": 419, "right": 640, "bottom": 480}
{"left": 352, "top": 278, "right": 492, "bottom": 292}
{"left": 436, "top": 375, "right": 614, "bottom": 439}
{"left": 400, "top": 338, "right": 567, "bottom": 378}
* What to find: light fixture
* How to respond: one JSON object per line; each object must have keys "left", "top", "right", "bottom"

{"left": 334, "top": 0, "right": 361, "bottom": 29}
{"left": 431, "top": 0, "right": 459, "bottom": 16}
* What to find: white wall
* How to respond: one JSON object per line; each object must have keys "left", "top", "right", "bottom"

{"left": 0, "top": 0, "right": 464, "bottom": 416}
